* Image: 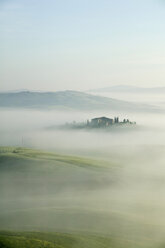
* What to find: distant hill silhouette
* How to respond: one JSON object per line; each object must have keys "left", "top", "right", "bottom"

{"left": 0, "top": 90, "right": 159, "bottom": 112}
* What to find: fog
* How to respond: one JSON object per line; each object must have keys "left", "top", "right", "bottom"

{"left": 90, "top": 91, "right": 165, "bottom": 107}
{"left": 1, "top": 106, "right": 165, "bottom": 247}
{"left": 1, "top": 108, "right": 165, "bottom": 151}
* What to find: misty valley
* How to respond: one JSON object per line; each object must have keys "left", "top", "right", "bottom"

{"left": 1, "top": 93, "right": 165, "bottom": 248}
{"left": 1, "top": 0, "right": 165, "bottom": 246}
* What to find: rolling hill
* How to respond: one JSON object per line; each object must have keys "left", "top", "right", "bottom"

{"left": 0, "top": 90, "right": 158, "bottom": 112}
{"left": 0, "top": 146, "right": 116, "bottom": 233}
{"left": 1, "top": 147, "right": 165, "bottom": 247}
{"left": 0, "top": 231, "right": 138, "bottom": 248}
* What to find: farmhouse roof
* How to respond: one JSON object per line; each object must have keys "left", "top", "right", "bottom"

{"left": 92, "top": 117, "right": 113, "bottom": 121}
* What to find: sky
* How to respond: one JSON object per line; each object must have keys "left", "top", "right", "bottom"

{"left": 0, "top": 0, "right": 165, "bottom": 92}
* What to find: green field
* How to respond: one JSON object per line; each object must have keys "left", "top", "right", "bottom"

{"left": 1, "top": 146, "right": 165, "bottom": 247}
{"left": 0, "top": 231, "right": 135, "bottom": 248}
{"left": 0, "top": 230, "right": 162, "bottom": 248}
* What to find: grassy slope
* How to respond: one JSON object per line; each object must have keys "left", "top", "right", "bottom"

{"left": 0, "top": 148, "right": 128, "bottom": 248}
{"left": 0, "top": 147, "right": 117, "bottom": 232}
{"left": 0, "top": 231, "right": 118, "bottom": 248}
{"left": 0, "top": 147, "right": 164, "bottom": 247}
{"left": 0, "top": 146, "right": 111, "bottom": 169}
{"left": 0, "top": 231, "right": 155, "bottom": 248}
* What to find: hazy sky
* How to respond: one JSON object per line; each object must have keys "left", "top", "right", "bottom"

{"left": 1, "top": 0, "right": 165, "bottom": 92}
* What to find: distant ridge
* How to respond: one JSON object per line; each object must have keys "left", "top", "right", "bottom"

{"left": 89, "top": 85, "right": 165, "bottom": 94}
{"left": 0, "top": 90, "right": 159, "bottom": 112}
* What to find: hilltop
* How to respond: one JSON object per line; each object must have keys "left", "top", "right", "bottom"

{"left": 55, "top": 116, "right": 137, "bottom": 131}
